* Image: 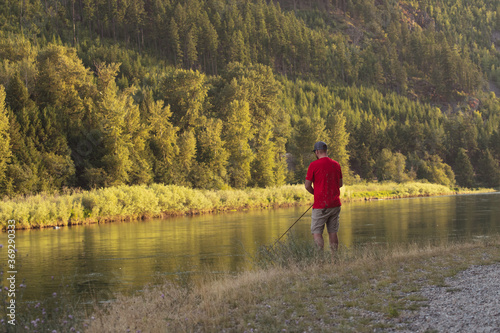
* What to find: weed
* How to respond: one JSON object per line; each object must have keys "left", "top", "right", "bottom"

{"left": 386, "top": 305, "right": 400, "bottom": 318}
{"left": 253, "top": 232, "right": 328, "bottom": 268}
{"left": 84, "top": 236, "right": 500, "bottom": 332}
{"left": 0, "top": 277, "right": 88, "bottom": 332}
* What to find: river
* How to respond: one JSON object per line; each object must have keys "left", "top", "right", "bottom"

{"left": 2, "top": 192, "right": 499, "bottom": 308}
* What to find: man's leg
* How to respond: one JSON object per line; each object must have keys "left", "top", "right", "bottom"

{"left": 311, "top": 209, "right": 325, "bottom": 250}
{"left": 328, "top": 232, "right": 338, "bottom": 251}
{"left": 325, "top": 207, "right": 340, "bottom": 252}
{"left": 313, "top": 233, "right": 324, "bottom": 250}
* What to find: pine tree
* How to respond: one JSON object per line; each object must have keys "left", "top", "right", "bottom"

{"left": 4, "top": 106, "right": 42, "bottom": 195}
{"left": 326, "top": 109, "right": 351, "bottom": 182}
{"left": 289, "top": 116, "right": 326, "bottom": 183}
{"left": 491, "top": 127, "right": 500, "bottom": 161}
{"left": 198, "top": 11, "right": 219, "bottom": 74}
{"left": 193, "top": 118, "right": 229, "bottom": 189}
{"left": 355, "top": 143, "right": 375, "bottom": 180}
{"left": 223, "top": 100, "right": 254, "bottom": 188}
{"left": 35, "top": 44, "right": 93, "bottom": 136}
{"left": 173, "top": 129, "right": 197, "bottom": 187}
{"left": 251, "top": 121, "right": 276, "bottom": 187}
{"left": 185, "top": 28, "right": 198, "bottom": 69}
{"left": 147, "top": 97, "right": 179, "bottom": 184}
{"left": 169, "top": 18, "right": 183, "bottom": 67}
{"left": 125, "top": 93, "right": 152, "bottom": 185}
{"left": 162, "top": 68, "right": 208, "bottom": 131}
{"left": 454, "top": 148, "right": 475, "bottom": 188}
{"left": 94, "top": 62, "right": 151, "bottom": 186}
{"left": 476, "top": 149, "right": 500, "bottom": 187}
{"left": 0, "top": 85, "right": 12, "bottom": 193}
{"left": 228, "top": 30, "right": 247, "bottom": 64}
{"left": 5, "top": 73, "right": 29, "bottom": 112}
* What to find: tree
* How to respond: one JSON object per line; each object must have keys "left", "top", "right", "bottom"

{"left": 185, "top": 28, "right": 198, "bottom": 68}
{"left": 162, "top": 69, "right": 208, "bottom": 131}
{"left": 198, "top": 11, "right": 219, "bottom": 74}
{"left": 0, "top": 85, "right": 11, "bottom": 193}
{"left": 476, "top": 149, "right": 500, "bottom": 187}
{"left": 325, "top": 109, "right": 350, "bottom": 183}
{"left": 289, "top": 116, "right": 326, "bottom": 183}
{"left": 193, "top": 118, "right": 229, "bottom": 189}
{"left": 454, "top": 148, "right": 475, "bottom": 188}
{"left": 251, "top": 120, "right": 276, "bottom": 187}
{"left": 355, "top": 143, "right": 375, "bottom": 180}
{"left": 94, "top": 62, "right": 151, "bottom": 186}
{"left": 172, "top": 129, "right": 197, "bottom": 187}
{"left": 125, "top": 94, "right": 152, "bottom": 186}
{"left": 39, "top": 152, "right": 76, "bottom": 190}
{"left": 490, "top": 126, "right": 500, "bottom": 161}
{"left": 5, "top": 73, "right": 29, "bottom": 112}
{"left": 417, "top": 155, "right": 455, "bottom": 187}
{"left": 169, "top": 18, "right": 183, "bottom": 67}
{"left": 223, "top": 100, "right": 254, "bottom": 188}
{"left": 35, "top": 44, "right": 94, "bottom": 134}
{"left": 219, "top": 63, "right": 288, "bottom": 187}
{"left": 228, "top": 30, "right": 247, "bottom": 64}
{"left": 4, "top": 105, "right": 42, "bottom": 195}
{"left": 376, "top": 149, "right": 411, "bottom": 183}
{"left": 146, "top": 97, "right": 179, "bottom": 184}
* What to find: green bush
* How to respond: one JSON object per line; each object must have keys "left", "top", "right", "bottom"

{"left": 0, "top": 182, "right": 491, "bottom": 230}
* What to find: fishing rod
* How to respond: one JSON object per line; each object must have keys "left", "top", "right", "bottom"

{"left": 273, "top": 204, "right": 313, "bottom": 247}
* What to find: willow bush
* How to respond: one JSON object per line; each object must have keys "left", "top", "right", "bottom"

{"left": 0, "top": 182, "right": 492, "bottom": 229}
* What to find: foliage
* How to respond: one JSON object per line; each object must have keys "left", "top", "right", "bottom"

{"left": 0, "top": 182, "right": 492, "bottom": 230}
{"left": 453, "top": 148, "right": 475, "bottom": 188}
{"left": 0, "top": 86, "right": 11, "bottom": 191}
{"left": 376, "top": 149, "right": 412, "bottom": 183}
{"left": 0, "top": 0, "right": 499, "bottom": 197}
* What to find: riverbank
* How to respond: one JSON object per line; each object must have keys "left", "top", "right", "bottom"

{"left": 0, "top": 182, "right": 495, "bottom": 230}
{"left": 84, "top": 234, "right": 500, "bottom": 332}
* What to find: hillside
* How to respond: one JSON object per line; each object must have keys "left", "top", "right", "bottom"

{"left": 0, "top": 0, "right": 499, "bottom": 196}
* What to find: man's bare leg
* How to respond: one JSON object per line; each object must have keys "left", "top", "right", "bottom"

{"left": 328, "top": 232, "right": 339, "bottom": 251}
{"left": 313, "top": 233, "right": 324, "bottom": 250}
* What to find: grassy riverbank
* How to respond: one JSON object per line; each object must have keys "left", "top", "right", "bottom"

{"left": 0, "top": 182, "right": 495, "bottom": 229}
{"left": 82, "top": 234, "right": 500, "bottom": 332}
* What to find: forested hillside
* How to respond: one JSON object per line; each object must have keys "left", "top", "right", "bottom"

{"left": 0, "top": 0, "right": 499, "bottom": 196}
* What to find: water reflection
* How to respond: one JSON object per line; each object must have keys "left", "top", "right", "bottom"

{"left": 2, "top": 193, "right": 499, "bottom": 305}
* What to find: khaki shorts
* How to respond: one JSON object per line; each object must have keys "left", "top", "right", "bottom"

{"left": 311, "top": 207, "right": 341, "bottom": 234}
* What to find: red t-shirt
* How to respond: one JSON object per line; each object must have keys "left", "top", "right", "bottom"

{"left": 306, "top": 157, "right": 342, "bottom": 209}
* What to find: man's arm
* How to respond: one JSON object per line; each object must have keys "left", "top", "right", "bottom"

{"left": 305, "top": 179, "right": 314, "bottom": 195}
{"left": 339, "top": 178, "right": 343, "bottom": 188}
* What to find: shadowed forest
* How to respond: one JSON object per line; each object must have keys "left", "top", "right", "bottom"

{"left": 1, "top": 0, "right": 500, "bottom": 197}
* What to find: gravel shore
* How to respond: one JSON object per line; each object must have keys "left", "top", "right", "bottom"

{"left": 402, "top": 263, "right": 500, "bottom": 333}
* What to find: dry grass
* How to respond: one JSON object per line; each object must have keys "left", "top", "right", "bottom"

{"left": 85, "top": 234, "right": 500, "bottom": 332}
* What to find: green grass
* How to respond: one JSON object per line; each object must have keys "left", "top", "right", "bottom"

{"left": 253, "top": 232, "right": 329, "bottom": 269}
{"left": 0, "top": 182, "right": 494, "bottom": 229}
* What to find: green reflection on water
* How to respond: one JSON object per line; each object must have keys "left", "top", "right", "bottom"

{"left": 1, "top": 193, "right": 499, "bottom": 305}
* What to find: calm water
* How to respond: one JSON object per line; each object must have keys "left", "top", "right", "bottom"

{"left": 2, "top": 192, "right": 500, "bottom": 305}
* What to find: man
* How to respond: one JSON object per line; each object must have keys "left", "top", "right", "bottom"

{"left": 305, "top": 141, "right": 343, "bottom": 251}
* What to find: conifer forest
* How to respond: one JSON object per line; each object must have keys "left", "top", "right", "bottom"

{"left": 1, "top": 0, "right": 500, "bottom": 196}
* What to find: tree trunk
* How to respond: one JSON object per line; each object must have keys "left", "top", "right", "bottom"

{"left": 20, "top": 0, "right": 25, "bottom": 32}
{"left": 72, "top": 0, "right": 77, "bottom": 46}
